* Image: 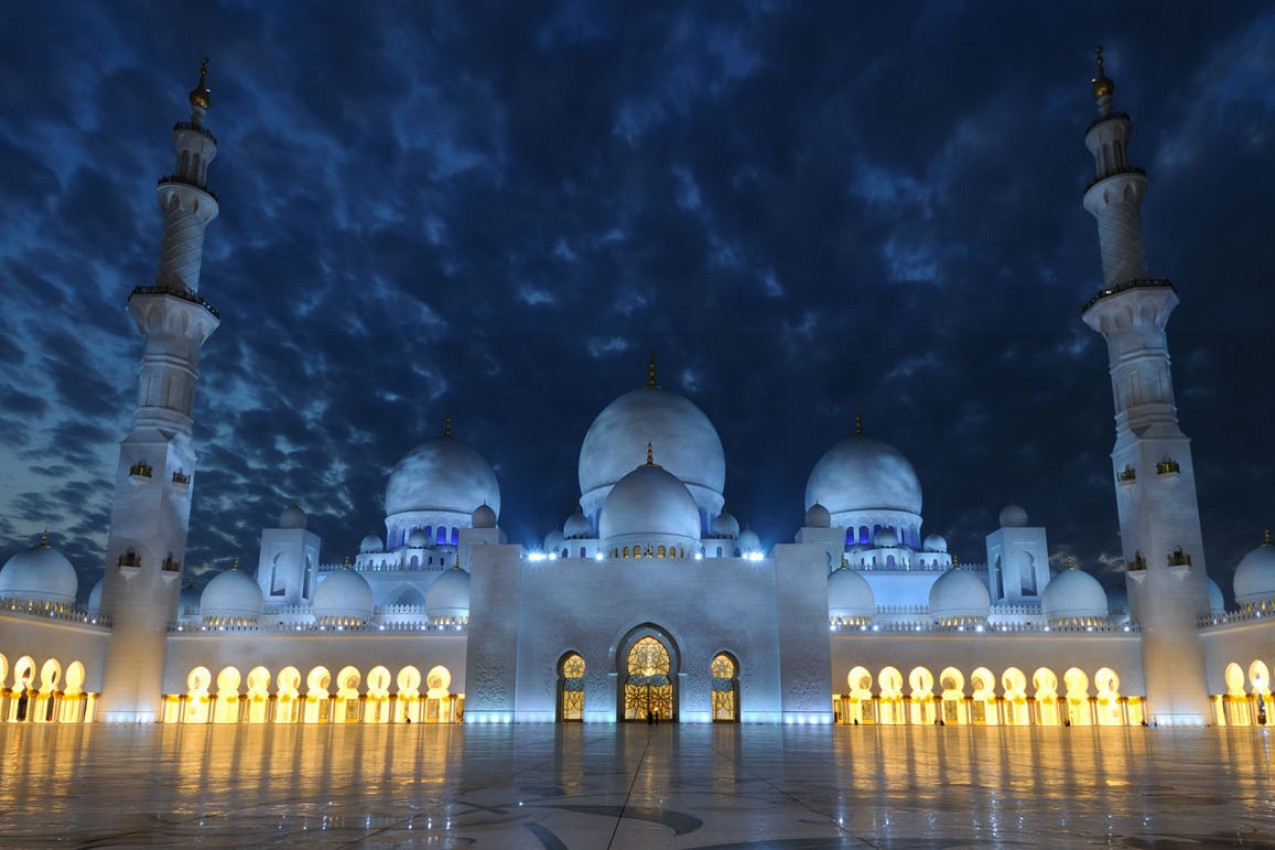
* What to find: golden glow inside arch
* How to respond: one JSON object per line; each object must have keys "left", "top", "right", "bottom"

{"left": 560, "top": 653, "right": 586, "bottom": 722}
{"left": 623, "top": 636, "right": 674, "bottom": 721}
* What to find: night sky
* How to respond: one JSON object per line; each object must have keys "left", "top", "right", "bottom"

{"left": 2, "top": 3, "right": 1273, "bottom": 602}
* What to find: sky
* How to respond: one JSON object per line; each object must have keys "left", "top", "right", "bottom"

{"left": 1, "top": 1, "right": 1274, "bottom": 602}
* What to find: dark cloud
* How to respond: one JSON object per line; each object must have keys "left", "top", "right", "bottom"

{"left": 0, "top": 2, "right": 1273, "bottom": 606}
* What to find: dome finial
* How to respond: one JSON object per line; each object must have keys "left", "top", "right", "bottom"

{"left": 189, "top": 57, "right": 212, "bottom": 111}
{"left": 952, "top": 554, "right": 960, "bottom": 570}
{"left": 39, "top": 530, "right": 49, "bottom": 548}
{"left": 646, "top": 441, "right": 655, "bottom": 466}
{"left": 1265, "top": 529, "right": 1272, "bottom": 547}
{"left": 343, "top": 555, "right": 352, "bottom": 570}
{"left": 1091, "top": 45, "right": 1114, "bottom": 105}
{"left": 855, "top": 412, "right": 863, "bottom": 436}
{"left": 1065, "top": 555, "right": 1078, "bottom": 571}
{"left": 231, "top": 555, "right": 240, "bottom": 571}
{"left": 443, "top": 415, "right": 452, "bottom": 438}
{"left": 647, "top": 348, "right": 658, "bottom": 388}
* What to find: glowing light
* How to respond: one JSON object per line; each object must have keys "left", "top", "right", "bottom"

{"left": 745, "top": 552, "right": 764, "bottom": 562}
{"left": 528, "top": 552, "right": 547, "bottom": 562}
{"left": 694, "top": 552, "right": 703, "bottom": 560}
{"left": 594, "top": 552, "right": 604, "bottom": 561}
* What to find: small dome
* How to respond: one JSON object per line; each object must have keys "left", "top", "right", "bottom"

{"left": 599, "top": 462, "right": 701, "bottom": 545}
{"left": 279, "top": 503, "right": 307, "bottom": 529}
{"left": 1234, "top": 538, "right": 1275, "bottom": 608}
{"left": 87, "top": 577, "right": 105, "bottom": 614}
{"left": 200, "top": 567, "right": 264, "bottom": 623}
{"left": 359, "top": 534, "right": 384, "bottom": 554}
{"left": 0, "top": 537, "right": 77, "bottom": 606}
{"left": 805, "top": 503, "right": 831, "bottom": 529}
{"left": 563, "top": 511, "right": 590, "bottom": 538}
{"left": 1041, "top": 567, "right": 1108, "bottom": 624}
{"left": 406, "top": 529, "right": 430, "bottom": 548}
{"left": 385, "top": 434, "right": 501, "bottom": 518}
{"left": 922, "top": 534, "right": 948, "bottom": 553}
{"left": 806, "top": 435, "right": 922, "bottom": 516}
{"left": 738, "top": 528, "right": 762, "bottom": 555}
{"left": 426, "top": 566, "right": 470, "bottom": 622}
{"left": 999, "top": 504, "right": 1029, "bottom": 528}
{"left": 712, "top": 510, "right": 740, "bottom": 538}
{"left": 828, "top": 566, "right": 875, "bottom": 623}
{"left": 544, "top": 529, "right": 566, "bottom": 554}
{"left": 312, "top": 568, "right": 374, "bottom": 625}
{"left": 1207, "top": 577, "right": 1225, "bottom": 615}
{"left": 472, "top": 503, "right": 498, "bottom": 529}
{"left": 874, "top": 527, "right": 899, "bottom": 548}
{"left": 928, "top": 568, "right": 990, "bottom": 624}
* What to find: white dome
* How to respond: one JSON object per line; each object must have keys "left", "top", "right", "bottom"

{"left": 313, "top": 568, "right": 374, "bottom": 624}
{"left": 999, "top": 504, "right": 1029, "bottom": 528}
{"left": 563, "top": 511, "right": 590, "bottom": 538}
{"left": 922, "top": 534, "right": 948, "bottom": 553}
{"left": 406, "top": 529, "right": 430, "bottom": 548}
{"left": 87, "top": 577, "right": 104, "bottom": 613}
{"left": 873, "top": 527, "right": 899, "bottom": 548}
{"left": 712, "top": 510, "right": 740, "bottom": 538}
{"left": 599, "top": 462, "right": 701, "bottom": 545}
{"left": 385, "top": 435, "right": 501, "bottom": 518}
{"left": 738, "top": 528, "right": 762, "bottom": 554}
{"left": 359, "top": 534, "right": 384, "bottom": 554}
{"left": 828, "top": 566, "right": 875, "bottom": 622}
{"left": 472, "top": 503, "right": 498, "bottom": 529}
{"left": 805, "top": 503, "right": 831, "bottom": 528}
{"left": 928, "top": 568, "right": 990, "bottom": 624}
{"left": 0, "top": 539, "right": 77, "bottom": 605}
{"left": 806, "top": 435, "right": 922, "bottom": 515}
{"left": 279, "top": 503, "right": 307, "bottom": 529}
{"left": 1233, "top": 540, "right": 1275, "bottom": 608}
{"left": 1207, "top": 577, "right": 1225, "bottom": 615}
{"left": 579, "top": 386, "right": 725, "bottom": 515}
{"left": 1041, "top": 568, "right": 1108, "bottom": 623}
{"left": 200, "top": 567, "right": 264, "bottom": 622}
{"left": 426, "top": 566, "right": 471, "bottom": 622}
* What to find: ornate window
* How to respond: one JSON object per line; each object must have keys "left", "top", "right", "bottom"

{"left": 711, "top": 654, "right": 738, "bottom": 722}
{"left": 560, "top": 653, "right": 585, "bottom": 722}
{"left": 623, "top": 636, "right": 673, "bottom": 721}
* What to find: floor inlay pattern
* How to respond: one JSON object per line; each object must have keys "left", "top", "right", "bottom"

{"left": 1, "top": 724, "right": 1273, "bottom": 848}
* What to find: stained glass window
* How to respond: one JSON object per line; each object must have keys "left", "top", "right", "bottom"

{"left": 561, "top": 653, "right": 585, "bottom": 721}
{"left": 711, "top": 653, "right": 737, "bottom": 722}
{"left": 624, "top": 637, "right": 672, "bottom": 721}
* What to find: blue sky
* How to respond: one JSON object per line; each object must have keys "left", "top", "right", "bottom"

{"left": 1, "top": 1, "right": 1273, "bottom": 600}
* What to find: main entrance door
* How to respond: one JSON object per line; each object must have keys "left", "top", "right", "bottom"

{"left": 622, "top": 635, "right": 676, "bottom": 722}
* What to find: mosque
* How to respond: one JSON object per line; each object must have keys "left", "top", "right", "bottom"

{"left": 2, "top": 55, "right": 1274, "bottom": 730}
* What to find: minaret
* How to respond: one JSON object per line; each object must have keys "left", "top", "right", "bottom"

{"left": 1079, "top": 48, "right": 1211, "bottom": 725}
{"left": 98, "top": 61, "right": 222, "bottom": 722}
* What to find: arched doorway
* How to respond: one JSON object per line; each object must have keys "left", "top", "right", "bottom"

{"left": 710, "top": 653, "right": 739, "bottom": 722}
{"left": 558, "top": 652, "right": 586, "bottom": 722}
{"left": 618, "top": 627, "right": 678, "bottom": 722}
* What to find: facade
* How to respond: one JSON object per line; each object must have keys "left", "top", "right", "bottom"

{"left": 4, "top": 56, "right": 1275, "bottom": 730}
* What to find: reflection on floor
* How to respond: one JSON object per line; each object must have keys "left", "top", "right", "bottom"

{"left": 1, "top": 723, "right": 1273, "bottom": 848}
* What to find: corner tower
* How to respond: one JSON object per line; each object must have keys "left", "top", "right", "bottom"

{"left": 98, "top": 61, "right": 222, "bottom": 722}
{"left": 1079, "top": 49, "right": 1210, "bottom": 725}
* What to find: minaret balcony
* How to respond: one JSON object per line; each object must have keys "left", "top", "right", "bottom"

{"left": 1084, "top": 164, "right": 1145, "bottom": 192}
{"left": 161, "top": 555, "right": 183, "bottom": 580}
{"left": 1081, "top": 277, "right": 1176, "bottom": 314}
{"left": 1125, "top": 553, "right": 1147, "bottom": 581}
{"left": 128, "top": 284, "right": 220, "bottom": 319}
{"left": 1167, "top": 548, "right": 1192, "bottom": 579}
{"left": 171, "top": 470, "right": 190, "bottom": 488}
{"left": 156, "top": 174, "right": 218, "bottom": 202}
{"left": 129, "top": 461, "right": 153, "bottom": 483}
{"left": 117, "top": 550, "right": 143, "bottom": 577}
{"left": 1156, "top": 459, "right": 1180, "bottom": 481}
{"left": 1116, "top": 465, "right": 1137, "bottom": 487}
{"left": 172, "top": 120, "right": 217, "bottom": 144}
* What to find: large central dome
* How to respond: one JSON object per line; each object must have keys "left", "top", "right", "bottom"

{"left": 578, "top": 384, "right": 725, "bottom": 519}
{"left": 806, "top": 435, "right": 922, "bottom": 516}
{"left": 385, "top": 435, "right": 500, "bottom": 517}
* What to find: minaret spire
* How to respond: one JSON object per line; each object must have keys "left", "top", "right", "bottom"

{"left": 1079, "top": 51, "right": 1210, "bottom": 726}
{"left": 98, "top": 61, "right": 225, "bottom": 722}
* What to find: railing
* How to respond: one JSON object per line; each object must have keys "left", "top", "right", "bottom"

{"left": 1082, "top": 277, "right": 1176, "bottom": 314}
{"left": 1199, "top": 608, "right": 1271, "bottom": 629}
{"left": 172, "top": 121, "right": 217, "bottom": 143}
{"left": 129, "top": 284, "right": 220, "bottom": 319}
{"left": 156, "top": 175, "right": 218, "bottom": 202}
{"left": 170, "top": 619, "right": 463, "bottom": 635}
{"left": 0, "top": 598, "right": 111, "bottom": 627}
{"left": 1084, "top": 164, "right": 1145, "bottom": 191}
{"left": 834, "top": 620, "right": 1136, "bottom": 635}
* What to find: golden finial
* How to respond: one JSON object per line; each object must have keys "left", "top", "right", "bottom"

{"left": 952, "top": 555, "right": 960, "bottom": 570}
{"left": 443, "top": 415, "right": 452, "bottom": 438}
{"left": 647, "top": 349, "right": 658, "bottom": 388}
{"left": 1091, "top": 45, "right": 1114, "bottom": 101}
{"left": 343, "top": 556, "right": 351, "bottom": 570}
{"left": 189, "top": 57, "right": 212, "bottom": 111}
{"left": 231, "top": 556, "right": 240, "bottom": 571}
{"left": 646, "top": 441, "right": 655, "bottom": 466}
{"left": 1265, "top": 529, "right": 1272, "bottom": 547}
{"left": 854, "top": 412, "right": 863, "bottom": 437}
{"left": 39, "top": 530, "right": 49, "bottom": 548}
{"left": 1066, "top": 555, "right": 1078, "bottom": 570}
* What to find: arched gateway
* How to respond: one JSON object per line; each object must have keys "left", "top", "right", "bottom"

{"left": 617, "top": 626, "right": 679, "bottom": 722}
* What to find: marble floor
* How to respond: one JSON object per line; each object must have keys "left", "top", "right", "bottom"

{"left": 1, "top": 723, "right": 1274, "bottom": 848}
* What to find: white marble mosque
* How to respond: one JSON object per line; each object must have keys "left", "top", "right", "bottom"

{"left": 3, "top": 54, "right": 1275, "bottom": 733}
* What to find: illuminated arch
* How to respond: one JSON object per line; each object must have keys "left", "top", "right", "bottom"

{"left": 0, "top": 653, "right": 8, "bottom": 691}
{"left": 365, "top": 665, "right": 392, "bottom": 724}
{"left": 1093, "top": 667, "right": 1124, "bottom": 726}
{"left": 57, "top": 661, "right": 88, "bottom": 723}
{"left": 184, "top": 666, "right": 212, "bottom": 724}
{"left": 710, "top": 652, "right": 739, "bottom": 723}
{"left": 303, "top": 666, "right": 332, "bottom": 724}
{"left": 558, "top": 652, "right": 586, "bottom": 722}
{"left": 1249, "top": 661, "right": 1271, "bottom": 697}
{"left": 970, "top": 667, "right": 996, "bottom": 725}
{"left": 334, "top": 666, "right": 362, "bottom": 723}
{"left": 425, "top": 665, "right": 456, "bottom": 723}
{"left": 908, "top": 667, "right": 935, "bottom": 725}
{"left": 1033, "top": 667, "right": 1060, "bottom": 726}
{"left": 1001, "top": 667, "right": 1029, "bottom": 726}
{"left": 1063, "top": 667, "right": 1092, "bottom": 726}
{"left": 616, "top": 625, "right": 680, "bottom": 723}
{"left": 214, "top": 666, "right": 242, "bottom": 723}
{"left": 275, "top": 666, "right": 302, "bottom": 724}
{"left": 245, "top": 667, "right": 271, "bottom": 724}
{"left": 878, "top": 667, "right": 904, "bottom": 725}
{"left": 395, "top": 665, "right": 422, "bottom": 723}
{"left": 841, "top": 666, "right": 875, "bottom": 725}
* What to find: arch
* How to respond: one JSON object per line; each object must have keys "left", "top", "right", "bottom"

{"left": 1001, "top": 667, "right": 1029, "bottom": 726}
{"left": 57, "top": 661, "right": 87, "bottom": 723}
{"left": 335, "top": 666, "right": 362, "bottom": 723}
{"left": 618, "top": 626, "right": 678, "bottom": 723}
{"left": 275, "top": 666, "right": 301, "bottom": 723}
{"left": 394, "top": 587, "right": 425, "bottom": 607}
{"left": 183, "top": 666, "right": 212, "bottom": 724}
{"left": 909, "top": 666, "right": 936, "bottom": 725}
{"left": 214, "top": 666, "right": 242, "bottom": 723}
{"left": 304, "top": 666, "right": 332, "bottom": 724}
{"left": 711, "top": 652, "right": 739, "bottom": 723}
{"left": 1063, "top": 667, "right": 1092, "bottom": 726}
{"left": 558, "top": 652, "right": 586, "bottom": 722}
{"left": 246, "top": 666, "right": 271, "bottom": 724}
{"left": 970, "top": 667, "right": 996, "bottom": 725}
{"left": 1033, "top": 667, "right": 1060, "bottom": 726}
{"left": 1093, "top": 667, "right": 1124, "bottom": 726}
{"left": 842, "top": 666, "right": 875, "bottom": 725}
{"left": 937, "top": 666, "right": 965, "bottom": 723}
{"left": 365, "top": 665, "right": 392, "bottom": 724}
{"left": 1224, "top": 661, "right": 1252, "bottom": 726}
{"left": 878, "top": 666, "right": 904, "bottom": 725}
{"left": 395, "top": 665, "right": 422, "bottom": 723}
{"left": 0, "top": 653, "right": 7, "bottom": 691}
{"left": 425, "top": 665, "right": 455, "bottom": 722}
{"left": 1225, "top": 662, "right": 1247, "bottom": 696}
{"left": 38, "top": 658, "right": 62, "bottom": 693}
{"left": 1251, "top": 660, "right": 1272, "bottom": 726}
{"left": 63, "top": 661, "right": 85, "bottom": 695}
